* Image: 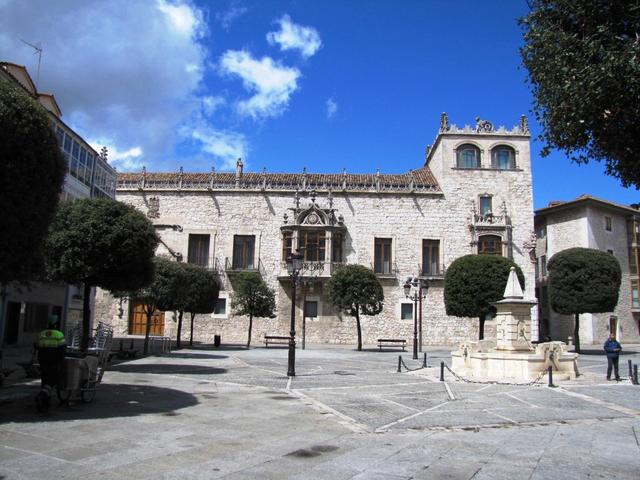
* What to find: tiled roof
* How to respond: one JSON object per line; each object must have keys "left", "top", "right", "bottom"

{"left": 118, "top": 166, "right": 441, "bottom": 193}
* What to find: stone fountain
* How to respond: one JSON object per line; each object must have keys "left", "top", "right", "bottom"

{"left": 451, "top": 267, "right": 579, "bottom": 381}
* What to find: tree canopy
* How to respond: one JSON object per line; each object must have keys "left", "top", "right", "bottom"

{"left": 520, "top": 0, "right": 640, "bottom": 187}
{"left": 548, "top": 247, "right": 621, "bottom": 353}
{"left": 46, "top": 198, "right": 158, "bottom": 350}
{"left": 231, "top": 272, "right": 275, "bottom": 347}
{"left": 444, "top": 255, "right": 525, "bottom": 340}
{"left": 326, "top": 264, "right": 384, "bottom": 351}
{"left": 0, "top": 80, "right": 66, "bottom": 286}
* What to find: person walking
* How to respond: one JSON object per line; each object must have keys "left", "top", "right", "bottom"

{"left": 603, "top": 333, "right": 622, "bottom": 381}
{"left": 35, "top": 315, "right": 66, "bottom": 411}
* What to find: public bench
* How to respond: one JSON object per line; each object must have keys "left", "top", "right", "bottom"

{"left": 264, "top": 335, "right": 290, "bottom": 348}
{"left": 377, "top": 338, "right": 406, "bottom": 351}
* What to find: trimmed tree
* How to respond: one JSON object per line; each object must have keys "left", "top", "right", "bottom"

{"left": 45, "top": 198, "right": 158, "bottom": 351}
{"left": 230, "top": 272, "right": 275, "bottom": 348}
{"left": 520, "top": 1, "right": 640, "bottom": 187}
{"left": 444, "top": 255, "right": 525, "bottom": 340}
{"left": 548, "top": 247, "right": 621, "bottom": 353}
{"left": 326, "top": 264, "right": 384, "bottom": 351}
{"left": 181, "top": 264, "right": 220, "bottom": 348}
{"left": 130, "top": 257, "right": 183, "bottom": 356}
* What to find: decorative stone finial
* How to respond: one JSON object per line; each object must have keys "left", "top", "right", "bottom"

{"left": 503, "top": 267, "right": 524, "bottom": 299}
{"left": 519, "top": 114, "right": 529, "bottom": 134}
{"left": 100, "top": 146, "right": 108, "bottom": 161}
{"left": 476, "top": 117, "right": 494, "bottom": 133}
{"left": 439, "top": 112, "right": 449, "bottom": 132}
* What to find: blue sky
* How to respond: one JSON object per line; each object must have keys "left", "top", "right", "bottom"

{"left": 0, "top": 0, "right": 636, "bottom": 209}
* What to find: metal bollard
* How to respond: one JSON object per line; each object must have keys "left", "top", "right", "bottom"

{"left": 440, "top": 361, "right": 445, "bottom": 381}
{"left": 629, "top": 359, "right": 634, "bottom": 382}
{"left": 548, "top": 366, "right": 555, "bottom": 387}
{"left": 397, "top": 355, "right": 402, "bottom": 373}
{"left": 423, "top": 352, "right": 427, "bottom": 368}
{"left": 634, "top": 365, "right": 638, "bottom": 385}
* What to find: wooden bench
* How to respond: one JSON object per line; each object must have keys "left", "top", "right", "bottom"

{"left": 264, "top": 335, "right": 290, "bottom": 348}
{"left": 377, "top": 338, "right": 406, "bottom": 351}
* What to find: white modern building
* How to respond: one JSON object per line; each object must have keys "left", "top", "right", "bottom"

{"left": 0, "top": 62, "right": 117, "bottom": 346}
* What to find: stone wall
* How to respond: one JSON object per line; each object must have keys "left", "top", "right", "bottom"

{"left": 97, "top": 124, "right": 536, "bottom": 347}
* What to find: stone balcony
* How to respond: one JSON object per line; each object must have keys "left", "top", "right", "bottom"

{"left": 277, "top": 261, "right": 345, "bottom": 281}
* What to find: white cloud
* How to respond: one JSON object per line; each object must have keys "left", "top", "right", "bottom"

{"left": 0, "top": 0, "right": 209, "bottom": 170}
{"left": 326, "top": 98, "right": 337, "bottom": 119}
{"left": 219, "top": 50, "right": 300, "bottom": 119}
{"left": 215, "top": 0, "right": 248, "bottom": 30}
{"left": 266, "top": 14, "right": 321, "bottom": 59}
{"left": 89, "top": 140, "right": 145, "bottom": 172}
{"left": 188, "top": 127, "right": 248, "bottom": 170}
{"left": 202, "top": 96, "right": 226, "bottom": 116}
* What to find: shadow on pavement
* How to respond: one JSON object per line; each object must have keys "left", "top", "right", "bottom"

{"left": 109, "top": 364, "right": 227, "bottom": 375}
{"left": 1, "top": 383, "right": 200, "bottom": 423}
{"left": 163, "top": 352, "right": 228, "bottom": 360}
{"left": 575, "top": 349, "right": 638, "bottom": 356}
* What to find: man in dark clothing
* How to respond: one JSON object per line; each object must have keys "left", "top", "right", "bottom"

{"left": 603, "top": 334, "right": 622, "bottom": 381}
{"left": 35, "top": 315, "right": 66, "bottom": 410}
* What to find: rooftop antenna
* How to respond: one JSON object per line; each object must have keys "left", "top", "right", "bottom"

{"left": 20, "top": 39, "right": 43, "bottom": 90}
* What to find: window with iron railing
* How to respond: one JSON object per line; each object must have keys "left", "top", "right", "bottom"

{"left": 232, "top": 235, "right": 255, "bottom": 270}
{"left": 422, "top": 239, "right": 440, "bottom": 275}
{"left": 188, "top": 234, "right": 210, "bottom": 267}
{"left": 374, "top": 238, "right": 393, "bottom": 274}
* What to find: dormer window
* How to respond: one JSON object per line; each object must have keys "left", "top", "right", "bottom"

{"left": 491, "top": 146, "right": 516, "bottom": 169}
{"left": 456, "top": 144, "right": 481, "bottom": 168}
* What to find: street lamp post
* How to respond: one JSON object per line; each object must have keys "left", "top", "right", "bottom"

{"left": 404, "top": 277, "right": 428, "bottom": 360}
{"left": 286, "top": 251, "right": 304, "bottom": 377}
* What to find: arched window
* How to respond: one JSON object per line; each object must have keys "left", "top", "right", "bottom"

{"left": 456, "top": 144, "right": 481, "bottom": 168}
{"left": 491, "top": 146, "right": 515, "bottom": 169}
{"left": 478, "top": 235, "right": 502, "bottom": 255}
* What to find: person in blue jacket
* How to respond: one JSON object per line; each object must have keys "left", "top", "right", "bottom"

{"left": 603, "top": 334, "right": 622, "bottom": 381}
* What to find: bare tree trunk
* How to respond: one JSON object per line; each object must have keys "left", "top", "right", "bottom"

{"left": 176, "top": 310, "right": 183, "bottom": 349}
{"left": 574, "top": 313, "right": 581, "bottom": 353}
{"left": 143, "top": 308, "right": 153, "bottom": 355}
{"left": 247, "top": 314, "right": 253, "bottom": 348}
{"left": 82, "top": 283, "right": 92, "bottom": 352}
{"left": 189, "top": 312, "right": 195, "bottom": 346}
{"left": 479, "top": 316, "right": 485, "bottom": 340}
{"left": 355, "top": 310, "right": 362, "bottom": 351}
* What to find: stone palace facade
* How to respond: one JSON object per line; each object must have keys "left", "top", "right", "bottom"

{"left": 97, "top": 114, "right": 537, "bottom": 346}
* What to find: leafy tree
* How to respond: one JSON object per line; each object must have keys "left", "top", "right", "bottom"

{"left": 444, "top": 255, "right": 525, "bottom": 340}
{"left": 178, "top": 263, "right": 219, "bottom": 348}
{"left": 130, "top": 257, "right": 183, "bottom": 355}
{"left": 520, "top": 1, "right": 640, "bottom": 187}
{"left": 326, "top": 265, "right": 384, "bottom": 351}
{"left": 548, "top": 247, "right": 621, "bottom": 353}
{"left": 45, "top": 198, "right": 158, "bottom": 351}
{"left": 230, "top": 272, "right": 275, "bottom": 348}
{"left": 0, "top": 80, "right": 66, "bottom": 286}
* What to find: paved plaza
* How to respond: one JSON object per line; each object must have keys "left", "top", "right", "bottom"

{"left": 1, "top": 344, "right": 640, "bottom": 479}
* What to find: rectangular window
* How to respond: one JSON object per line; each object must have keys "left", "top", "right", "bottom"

{"left": 23, "top": 303, "right": 49, "bottom": 332}
{"left": 401, "top": 303, "right": 413, "bottom": 320}
{"left": 374, "top": 238, "right": 392, "bottom": 274}
{"left": 214, "top": 298, "right": 227, "bottom": 315}
{"left": 605, "top": 216, "right": 612, "bottom": 231}
{"left": 282, "top": 231, "right": 292, "bottom": 261}
{"left": 422, "top": 239, "right": 440, "bottom": 275}
{"left": 188, "top": 234, "right": 210, "bottom": 267}
{"left": 332, "top": 233, "right": 343, "bottom": 263}
{"left": 63, "top": 134, "right": 72, "bottom": 153}
{"left": 629, "top": 247, "right": 638, "bottom": 274}
{"left": 305, "top": 301, "right": 318, "bottom": 318}
{"left": 301, "top": 231, "right": 326, "bottom": 262}
{"left": 540, "top": 255, "right": 547, "bottom": 277}
{"left": 479, "top": 196, "right": 492, "bottom": 216}
{"left": 632, "top": 280, "right": 639, "bottom": 309}
{"left": 233, "top": 235, "right": 255, "bottom": 270}
{"left": 478, "top": 235, "right": 502, "bottom": 255}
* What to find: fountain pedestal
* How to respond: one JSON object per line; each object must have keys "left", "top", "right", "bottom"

{"left": 451, "top": 268, "right": 579, "bottom": 382}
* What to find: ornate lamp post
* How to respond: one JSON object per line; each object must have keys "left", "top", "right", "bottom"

{"left": 404, "top": 277, "right": 428, "bottom": 360}
{"left": 286, "top": 251, "right": 304, "bottom": 376}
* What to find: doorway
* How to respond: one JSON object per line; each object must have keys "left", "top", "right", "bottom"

{"left": 3, "top": 302, "right": 21, "bottom": 344}
{"left": 609, "top": 316, "right": 618, "bottom": 339}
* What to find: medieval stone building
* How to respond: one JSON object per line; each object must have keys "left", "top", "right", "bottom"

{"left": 97, "top": 114, "right": 537, "bottom": 346}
